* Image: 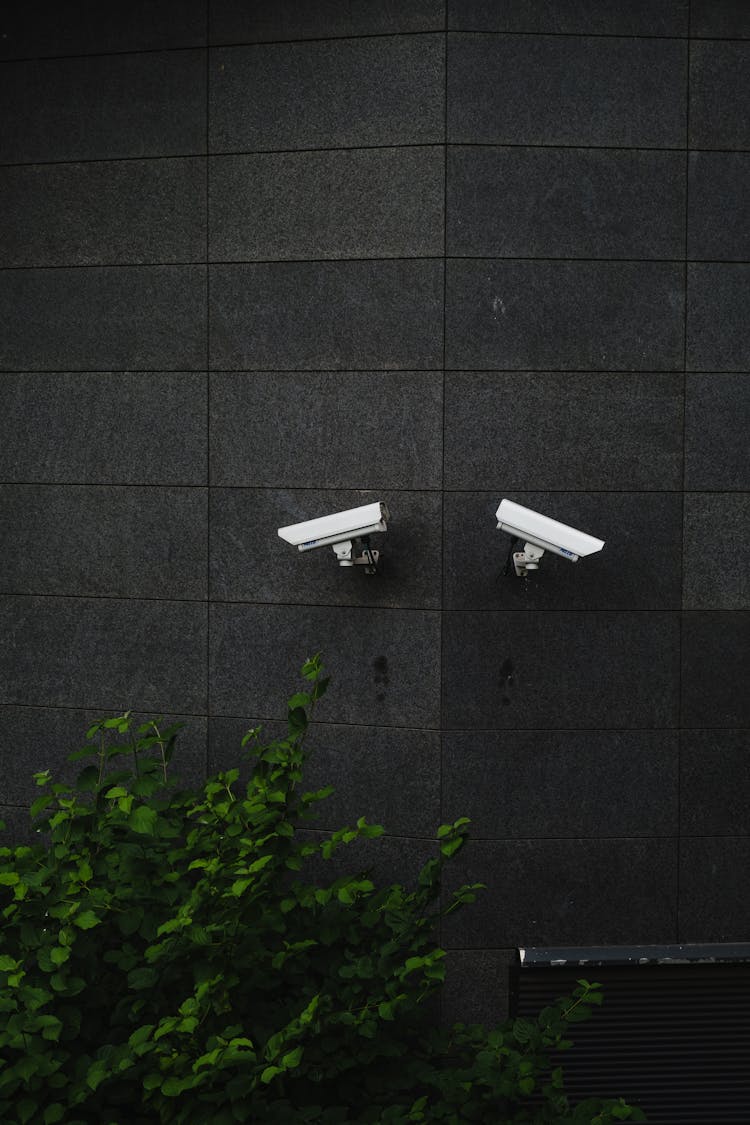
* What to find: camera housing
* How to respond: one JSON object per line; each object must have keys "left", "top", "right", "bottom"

{"left": 496, "top": 499, "right": 605, "bottom": 576}
{"left": 278, "top": 502, "right": 389, "bottom": 572}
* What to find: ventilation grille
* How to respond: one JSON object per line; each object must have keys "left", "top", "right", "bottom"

{"left": 514, "top": 962, "right": 750, "bottom": 1124}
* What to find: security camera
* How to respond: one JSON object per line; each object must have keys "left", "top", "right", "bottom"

{"left": 278, "top": 502, "right": 389, "bottom": 573}
{"left": 496, "top": 499, "right": 604, "bottom": 577}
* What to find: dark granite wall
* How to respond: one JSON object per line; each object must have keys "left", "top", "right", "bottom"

{"left": 1, "top": 1, "right": 748, "bottom": 1020}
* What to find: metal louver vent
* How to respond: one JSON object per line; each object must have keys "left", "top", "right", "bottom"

{"left": 513, "top": 945, "right": 750, "bottom": 1125}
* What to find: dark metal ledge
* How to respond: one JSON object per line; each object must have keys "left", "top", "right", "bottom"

{"left": 519, "top": 943, "right": 750, "bottom": 967}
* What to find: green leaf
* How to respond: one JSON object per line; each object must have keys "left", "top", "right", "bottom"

{"left": 119, "top": 907, "right": 144, "bottom": 936}
{"left": 301, "top": 653, "right": 322, "bottom": 680}
{"left": 0, "top": 871, "right": 19, "bottom": 886}
{"left": 18, "top": 1100, "right": 38, "bottom": 1125}
{"left": 103, "top": 713, "right": 131, "bottom": 730}
{"left": 73, "top": 910, "right": 100, "bottom": 930}
{"left": 38, "top": 1014, "right": 63, "bottom": 1041}
{"left": 30, "top": 793, "right": 53, "bottom": 816}
{"left": 0, "top": 954, "right": 18, "bottom": 971}
{"left": 128, "top": 805, "right": 158, "bottom": 835}
{"left": 128, "top": 967, "right": 158, "bottom": 990}
{"left": 513, "top": 1018, "right": 536, "bottom": 1044}
{"left": 288, "top": 706, "right": 308, "bottom": 732}
{"left": 282, "top": 1046, "right": 303, "bottom": 1069}
{"left": 261, "top": 1065, "right": 284, "bottom": 1084}
{"left": 612, "top": 1107, "right": 633, "bottom": 1121}
{"left": 247, "top": 853, "right": 274, "bottom": 875}
{"left": 86, "top": 1060, "right": 108, "bottom": 1091}
{"left": 44, "top": 1105, "right": 65, "bottom": 1124}
{"left": 162, "top": 1076, "right": 187, "bottom": 1096}
{"left": 75, "top": 765, "right": 100, "bottom": 791}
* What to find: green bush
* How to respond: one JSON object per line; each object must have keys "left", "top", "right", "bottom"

{"left": 0, "top": 656, "right": 645, "bottom": 1124}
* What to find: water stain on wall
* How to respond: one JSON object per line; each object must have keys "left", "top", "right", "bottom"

{"left": 373, "top": 654, "right": 389, "bottom": 703}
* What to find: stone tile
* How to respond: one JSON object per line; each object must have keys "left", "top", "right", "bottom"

{"left": 448, "top": 146, "right": 684, "bottom": 260}
{"left": 444, "top": 491, "right": 682, "bottom": 612}
{"left": 0, "top": 805, "right": 38, "bottom": 847}
{"left": 209, "top": 261, "right": 442, "bottom": 370}
{"left": 442, "top": 611, "right": 680, "bottom": 729}
{"left": 210, "top": 488, "right": 441, "bottom": 609}
{"left": 210, "top": 0, "right": 445, "bottom": 42}
{"left": 0, "top": 596, "right": 207, "bottom": 713}
{"left": 691, "top": 0, "right": 750, "bottom": 37}
{"left": 0, "top": 485, "right": 207, "bottom": 600}
{"left": 0, "top": 51, "right": 206, "bottom": 164}
{"left": 441, "top": 949, "right": 516, "bottom": 1027}
{"left": 447, "top": 0, "right": 688, "bottom": 34}
{"left": 0, "top": 0, "right": 206, "bottom": 58}
{"left": 0, "top": 267, "right": 207, "bottom": 371}
{"left": 690, "top": 40, "right": 750, "bottom": 149}
{"left": 680, "top": 730, "right": 750, "bottom": 836}
{"left": 442, "top": 838, "right": 678, "bottom": 947}
{"left": 447, "top": 34, "right": 686, "bottom": 147}
{"left": 679, "top": 837, "right": 750, "bottom": 942}
{"left": 210, "top": 36, "right": 444, "bottom": 152}
{"left": 0, "top": 373, "right": 207, "bottom": 485}
{"left": 687, "top": 264, "right": 750, "bottom": 371}
{"left": 0, "top": 159, "right": 206, "bottom": 268}
{"left": 444, "top": 372, "right": 683, "bottom": 491}
{"left": 210, "top": 371, "right": 442, "bottom": 489}
{"left": 209, "top": 604, "right": 441, "bottom": 727}
{"left": 684, "top": 374, "right": 750, "bottom": 489}
{"left": 209, "top": 716, "right": 441, "bottom": 838}
{"left": 681, "top": 612, "right": 750, "bottom": 728}
{"left": 442, "top": 730, "right": 678, "bottom": 837}
{"left": 683, "top": 494, "right": 749, "bottom": 609}
{"left": 0, "top": 704, "right": 207, "bottom": 806}
{"left": 209, "top": 147, "right": 444, "bottom": 261}
{"left": 445, "top": 261, "right": 685, "bottom": 371}
{"left": 688, "top": 153, "right": 750, "bottom": 261}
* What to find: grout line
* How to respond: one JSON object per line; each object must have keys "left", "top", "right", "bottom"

{"left": 0, "top": 27, "right": 713, "bottom": 68}
{"left": 0, "top": 365, "right": 705, "bottom": 374}
{"left": 4, "top": 143, "right": 750, "bottom": 174}
{"left": 437, "top": 15, "right": 449, "bottom": 972}
{"left": 205, "top": 1, "right": 211, "bottom": 780}
{"left": 9, "top": 26, "right": 750, "bottom": 71}
{"left": 0, "top": 801, "right": 725, "bottom": 847}
{"left": 2, "top": 590, "right": 738, "bottom": 613}
{"left": 6, "top": 255, "right": 750, "bottom": 272}
{"left": 0, "top": 43, "right": 208, "bottom": 65}
{"left": 676, "top": 7, "right": 692, "bottom": 942}
{"left": 1, "top": 701, "right": 742, "bottom": 736}
{"left": 0, "top": 484, "right": 743, "bottom": 495}
{"left": 288, "top": 830, "right": 715, "bottom": 844}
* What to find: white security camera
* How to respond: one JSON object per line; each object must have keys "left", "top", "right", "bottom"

{"left": 278, "top": 502, "right": 389, "bottom": 573}
{"left": 496, "top": 499, "right": 604, "bottom": 577}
